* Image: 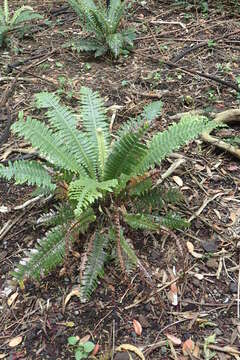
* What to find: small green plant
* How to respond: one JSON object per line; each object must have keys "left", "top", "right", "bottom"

{"left": 0, "top": 87, "right": 218, "bottom": 301}
{"left": 68, "top": 336, "right": 95, "bottom": 359}
{"left": 0, "top": 0, "right": 42, "bottom": 48}
{"left": 67, "top": 0, "right": 136, "bottom": 58}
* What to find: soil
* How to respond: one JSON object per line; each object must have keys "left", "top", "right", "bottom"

{"left": 1, "top": 1, "right": 240, "bottom": 359}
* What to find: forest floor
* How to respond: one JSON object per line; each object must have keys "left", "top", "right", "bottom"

{"left": 1, "top": 1, "right": 240, "bottom": 359}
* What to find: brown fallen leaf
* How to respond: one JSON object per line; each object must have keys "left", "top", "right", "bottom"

{"left": 92, "top": 343, "right": 100, "bottom": 356}
{"left": 7, "top": 292, "right": 18, "bottom": 307}
{"left": 166, "top": 333, "right": 182, "bottom": 345}
{"left": 133, "top": 319, "right": 142, "bottom": 336}
{"left": 9, "top": 336, "right": 22, "bottom": 348}
{"left": 79, "top": 334, "right": 90, "bottom": 344}
{"left": 116, "top": 344, "right": 145, "bottom": 360}
{"left": 64, "top": 287, "right": 81, "bottom": 307}
{"left": 186, "top": 241, "right": 203, "bottom": 259}
{"left": 182, "top": 338, "right": 195, "bottom": 355}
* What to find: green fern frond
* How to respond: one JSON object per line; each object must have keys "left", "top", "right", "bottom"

{"left": 81, "top": 232, "right": 108, "bottom": 302}
{"left": 104, "top": 132, "right": 147, "bottom": 180}
{"left": 69, "top": 37, "right": 101, "bottom": 53}
{"left": 0, "top": 6, "right": 6, "bottom": 25}
{"left": 69, "top": 177, "right": 118, "bottom": 217}
{"left": 124, "top": 213, "right": 160, "bottom": 231}
{"left": 3, "top": 0, "right": 9, "bottom": 24}
{"left": 142, "top": 101, "right": 163, "bottom": 121}
{"left": 117, "top": 101, "right": 162, "bottom": 138}
{"left": 128, "top": 178, "right": 153, "bottom": 196}
{"left": 134, "top": 187, "right": 183, "bottom": 210}
{"left": 10, "top": 7, "right": 42, "bottom": 26}
{"left": 11, "top": 116, "right": 81, "bottom": 173}
{"left": 138, "top": 116, "right": 218, "bottom": 172}
{"left": 106, "top": 33, "right": 123, "bottom": 58}
{"left": 159, "top": 212, "right": 189, "bottom": 230}
{"left": 107, "top": 0, "right": 125, "bottom": 33}
{"left": 80, "top": 87, "right": 110, "bottom": 177}
{"left": 120, "top": 234, "right": 138, "bottom": 270}
{"left": 35, "top": 92, "right": 96, "bottom": 178}
{"left": 12, "top": 226, "right": 70, "bottom": 281}
{"left": 120, "top": 28, "right": 136, "bottom": 47}
{"left": 0, "top": 160, "right": 55, "bottom": 191}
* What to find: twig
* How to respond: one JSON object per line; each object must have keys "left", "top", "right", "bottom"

{"left": 188, "top": 192, "right": 226, "bottom": 222}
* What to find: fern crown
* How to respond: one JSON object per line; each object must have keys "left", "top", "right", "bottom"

{"left": 67, "top": 0, "right": 136, "bottom": 57}
{"left": 0, "top": 87, "right": 218, "bottom": 301}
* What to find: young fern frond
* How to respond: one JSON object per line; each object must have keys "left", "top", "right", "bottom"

{"left": 69, "top": 178, "right": 118, "bottom": 217}
{"left": 0, "top": 160, "right": 55, "bottom": 191}
{"left": 107, "top": 0, "right": 125, "bottom": 33}
{"left": 12, "top": 116, "right": 82, "bottom": 174}
{"left": 133, "top": 187, "right": 183, "bottom": 210}
{"left": 81, "top": 232, "right": 108, "bottom": 302}
{"left": 137, "top": 115, "right": 217, "bottom": 172}
{"left": 159, "top": 212, "right": 189, "bottom": 230}
{"left": 35, "top": 92, "right": 96, "bottom": 179}
{"left": 104, "top": 132, "right": 147, "bottom": 180}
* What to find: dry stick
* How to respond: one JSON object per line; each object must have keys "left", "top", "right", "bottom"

{"left": 147, "top": 25, "right": 239, "bottom": 92}
{"left": 114, "top": 208, "right": 125, "bottom": 273}
{"left": 238, "top": 253, "right": 240, "bottom": 319}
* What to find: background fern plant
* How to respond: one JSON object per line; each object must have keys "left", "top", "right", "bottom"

{"left": 0, "top": 0, "right": 42, "bottom": 48}
{"left": 67, "top": 0, "right": 136, "bottom": 57}
{"left": 0, "top": 87, "right": 217, "bottom": 301}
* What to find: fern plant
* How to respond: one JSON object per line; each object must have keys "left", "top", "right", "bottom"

{"left": 0, "top": 0, "right": 42, "bottom": 48}
{"left": 0, "top": 87, "right": 218, "bottom": 301}
{"left": 67, "top": 0, "right": 136, "bottom": 58}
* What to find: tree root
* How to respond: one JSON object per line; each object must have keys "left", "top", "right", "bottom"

{"left": 201, "top": 109, "right": 240, "bottom": 159}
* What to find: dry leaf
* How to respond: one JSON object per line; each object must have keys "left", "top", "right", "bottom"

{"left": 7, "top": 292, "right": 18, "bottom": 307}
{"left": 182, "top": 338, "right": 195, "bottom": 355}
{"left": 133, "top": 319, "right": 142, "bottom": 336}
{"left": 193, "top": 343, "right": 200, "bottom": 357}
{"left": 64, "top": 287, "right": 81, "bottom": 307}
{"left": 166, "top": 333, "right": 182, "bottom": 345}
{"left": 186, "top": 241, "right": 203, "bottom": 258}
{"left": 92, "top": 343, "right": 100, "bottom": 356}
{"left": 64, "top": 321, "right": 75, "bottom": 327}
{"left": 116, "top": 344, "right": 145, "bottom": 360}
{"left": 170, "top": 282, "right": 178, "bottom": 306}
{"left": 172, "top": 175, "right": 183, "bottom": 187}
{"left": 0, "top": 354, "right": 7, "bottom": 359}
{"left": 9, "top": 336, "right": 22, "bottom": 348}
{"left": 79, "top": 334, "right": 90, "bottom": 344}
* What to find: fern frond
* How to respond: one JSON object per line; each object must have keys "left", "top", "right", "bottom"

{"left": 104, "top": 132, "right": 147, "bottom": 180}
{"left": 12, "top": 226, "right": 70, "bottom": 281}
{"left": 120, "top": 234, "right": 138, "bottom": 270}
{"left": 69, "top": 37, "right": 102, "bottom": 53}
{"left": 138, "top": 116, "right": 218, "bottom": 172}
{"left": 134, "top": 187, "right": 183, "bottom": 210}
{"left": 10, "top": 7, "right": 42, "bottom": 26}
{"left": 120, "top": 28, "right": 136, "bottom": 47}
{"left": 124, "top": 213, "right": 160, "bottom": 231}
{"left": 81, "top": 232, "right": 108, "bottom": 302}
{"left": 35, "top": 92, "right": 96, "bottom": 178}
{"left": 0, "top": 160, "right": 55, "bottom": 191}
{"left": 0, "top": 6, "right": 6, "bottom": 25}
{"left": 142, "top": 101, "right": 163, "bottom": 121}
{"left": 128, "top": 178, "right": 153, "bottom": 196}
{"left": 159, "top": 212, "right": 189, "bottom": 230}
{"left": 69, "top": 177, "right": 118, "bottom": 217}
{"left": 80, "top": 87, "right": 110, "bottom": 177}
{"left": 106, "top": 33, "right": 123, "bottom": 58}
{"left": 124, "top": 212, "right": 189, "bottom": 231}
{"left": 3, "top": 0, "right": 9, "bottom": 24}
{"left": 11, "top": 116, "right": 81, "bottom": 173}
{"left": 107, "top": 0, "right": 125, "bottom": 33}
